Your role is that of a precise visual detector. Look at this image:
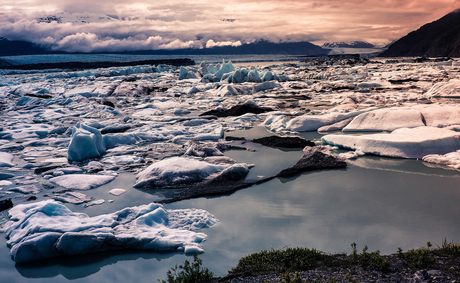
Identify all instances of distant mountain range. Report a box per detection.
[379,9,460,57]
[322,41,375,48]
[0,38,329,57]
[0,38,59,57]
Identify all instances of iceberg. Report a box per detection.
[322,126,460,159]
[5,200,218,263]
[134,156,249,189]
[67,123,106,161]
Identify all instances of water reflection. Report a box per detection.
[1,127,460,281]
[15,250,177,280]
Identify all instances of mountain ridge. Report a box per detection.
[0,38,329,57]
[379,9,460,57]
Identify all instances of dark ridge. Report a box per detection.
[379,9,460,57]
[200,103,274,118]
[251,136,315,148]
[1,58,195,71]
[0,199,13,212]
[0,37,57,56]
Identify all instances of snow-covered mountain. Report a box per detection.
[322,41,375,48]
[36,12,124,24]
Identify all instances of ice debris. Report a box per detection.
[4,200,218,262]
[67,123,106,161]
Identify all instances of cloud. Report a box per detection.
[205,39,242,48]
[0,0,459,52]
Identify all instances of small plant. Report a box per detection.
[230,247,322,274]
[348,243,391,272]
[439,238,460,256]
[159,254,214,283]
[280,271,303,283]
[396,243,435,269]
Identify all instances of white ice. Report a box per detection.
[422,150,460,170]
[134,156,249,188]
[4,200,218,263]
[67,123,106,161]
[0,152,15,167]
[49,174,115,190]
[109,188,126,196]
[322,126,460,159]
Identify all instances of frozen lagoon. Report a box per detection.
[1,55,460,280]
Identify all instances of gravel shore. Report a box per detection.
[212,253,460,283]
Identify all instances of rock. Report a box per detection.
[200,101,273,117]
[0,173,15,180]
[0,198,13,212]
[251,136,315,148]
[277,147,347,177]
[159,147,346,204]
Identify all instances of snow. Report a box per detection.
[67,123,106,161]
[49,174,115,190]
[322,126,460,159]
[4,200,218,263]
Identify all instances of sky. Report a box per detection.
[0,0,459,52]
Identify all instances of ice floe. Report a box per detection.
[49,174,115,190]
[422,150,460,170]
[4,200,218,262]
[322,126,460,159]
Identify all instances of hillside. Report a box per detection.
[379,9,460,57]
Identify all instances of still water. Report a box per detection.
[1,128,459,282]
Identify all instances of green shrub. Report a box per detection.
[159,254,213,283]
[349,243,391,272]
[439,238,460,256]
[230,247,322,274]
[396,242,435,269]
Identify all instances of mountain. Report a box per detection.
[121,40,329,56]
[322,41,375,48]
[0,38,61,56]
[379,9,460,57]
[0,38,329,56]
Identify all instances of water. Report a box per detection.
[1,126,460,281]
